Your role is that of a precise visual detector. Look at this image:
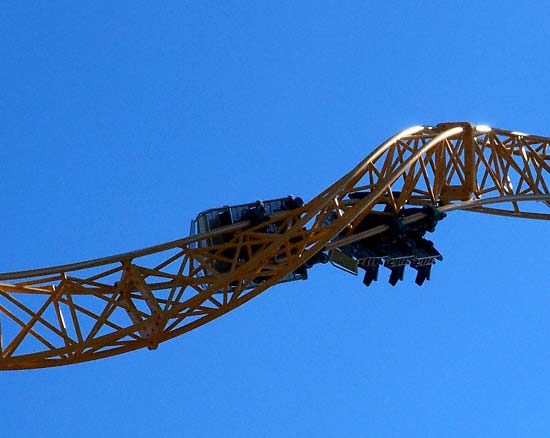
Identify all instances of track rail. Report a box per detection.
[2,122,549,370]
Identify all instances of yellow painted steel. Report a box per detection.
[1,122,549,370]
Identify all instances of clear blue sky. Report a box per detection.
[2,2,550,437]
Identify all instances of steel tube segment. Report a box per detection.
[1,122,549,370]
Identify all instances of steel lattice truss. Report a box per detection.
[1,122,549,370]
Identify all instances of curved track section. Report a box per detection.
[1,122,549,370]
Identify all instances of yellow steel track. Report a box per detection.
[1,122,549,370]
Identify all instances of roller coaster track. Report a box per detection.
[1,122,549,370]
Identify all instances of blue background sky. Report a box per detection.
[2,2,550,437]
